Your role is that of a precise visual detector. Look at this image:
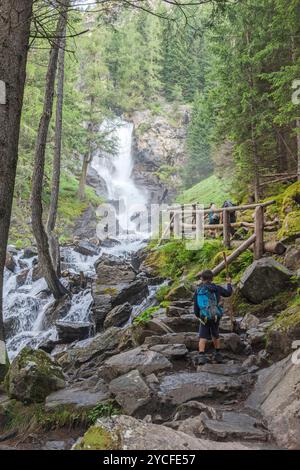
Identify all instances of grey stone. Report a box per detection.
[149,343,188,359]
[100,346,172,381]
[74,241,99,257]
[56,321,92,343]
[246,354,300,449]
[103,303,132,329]
[201,411,268,441]
[45,383,110,410]
[284,244,300,271]
[109,370,152,415]
[220,333,245,353]
[158,371,247,405]
[144,332,199,351]
[197,363,247,376]
[239,258,292,304]
[240,313,260,331]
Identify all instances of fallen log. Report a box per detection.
[202,233,257,277]
[263,240,286,255]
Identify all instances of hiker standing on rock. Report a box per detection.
[194,270,233,365]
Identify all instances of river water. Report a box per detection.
[3,119,156,360]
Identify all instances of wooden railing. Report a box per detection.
[160,200,281,274]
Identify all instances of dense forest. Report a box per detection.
[1,0,300,453]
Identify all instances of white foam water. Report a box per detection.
[3,118,152,359]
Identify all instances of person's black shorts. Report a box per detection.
[198,318,220,340]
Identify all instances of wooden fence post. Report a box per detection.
[223,209,231,248]
[254,205,264,259]
[170,211,174,238]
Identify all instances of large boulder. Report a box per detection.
[5,253,16,272]
[109,370,152,415]
[73,415,263,450]
[56,321,92,343]
[42,296,72,329]
[57,326,125,371]
[99,346,172,381]
[103,303,132,329]
[94,253,136,285]
[239,258,292,304]
[74,241,99,257]
[246,354,300,449]
[158,371,250,406]
[144,332,199,351]
[284,242,300,271]
[266,305,300,359]
[166,283,193,301]
[6,347,65,403]
[21,246,38,259]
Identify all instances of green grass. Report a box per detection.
[177,175,233,207]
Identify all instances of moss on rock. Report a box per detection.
[73,425,119,450]
[5,347,65,404]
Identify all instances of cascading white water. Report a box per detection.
[91,120,148,237]
[3,118,153,360]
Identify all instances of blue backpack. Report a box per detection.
[196,285,224,321]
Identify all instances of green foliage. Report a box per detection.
[156,285,172,303]
[87,402,121,425]
[133,306,160,325]
[177,175,232,207]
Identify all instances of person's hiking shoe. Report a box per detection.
[197,353,208,365]
[213,351,223,364]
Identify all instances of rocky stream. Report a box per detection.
[1,118,300,450]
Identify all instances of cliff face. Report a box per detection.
[129,102,190,204]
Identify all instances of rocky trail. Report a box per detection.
[2,245,299,450]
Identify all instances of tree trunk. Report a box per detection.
[46,25,67,276]
[78,99,94,200]
[296,119,300,181]
[31,4,69,299]
[0,1,33,348]
[78,152,90,201]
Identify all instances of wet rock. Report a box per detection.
[7,245,18,256]
[5,252,16,272]
[73,205,97,239]
[103,303,132,329]
[166,283,193,301]
[74,240,99,257]
[46,382,110,410]
[246,354,300,449]
[112,275,149,306]
[95,253,136,285]
[201,411,268,441]
[240,313,260,331]
[239,258,292,304]
[56,321,92,343]
[158,371,248,405]
[74,415,263,450]
[92,294,113,331]
[100,238,121,248]
[39,339,62,354]
[32,263,43,282]
[109,370,152,415]
[21,246,38,259]
[149,343,188,359]
[6,347,65,404]
[16,269,29,287]
[100,346,172,381]
[131,247,147,271]
[42,295,72,329]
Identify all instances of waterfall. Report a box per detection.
[3,118,151,360]
[91,119,148,238]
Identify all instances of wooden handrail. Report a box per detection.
[167,200,276,214]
